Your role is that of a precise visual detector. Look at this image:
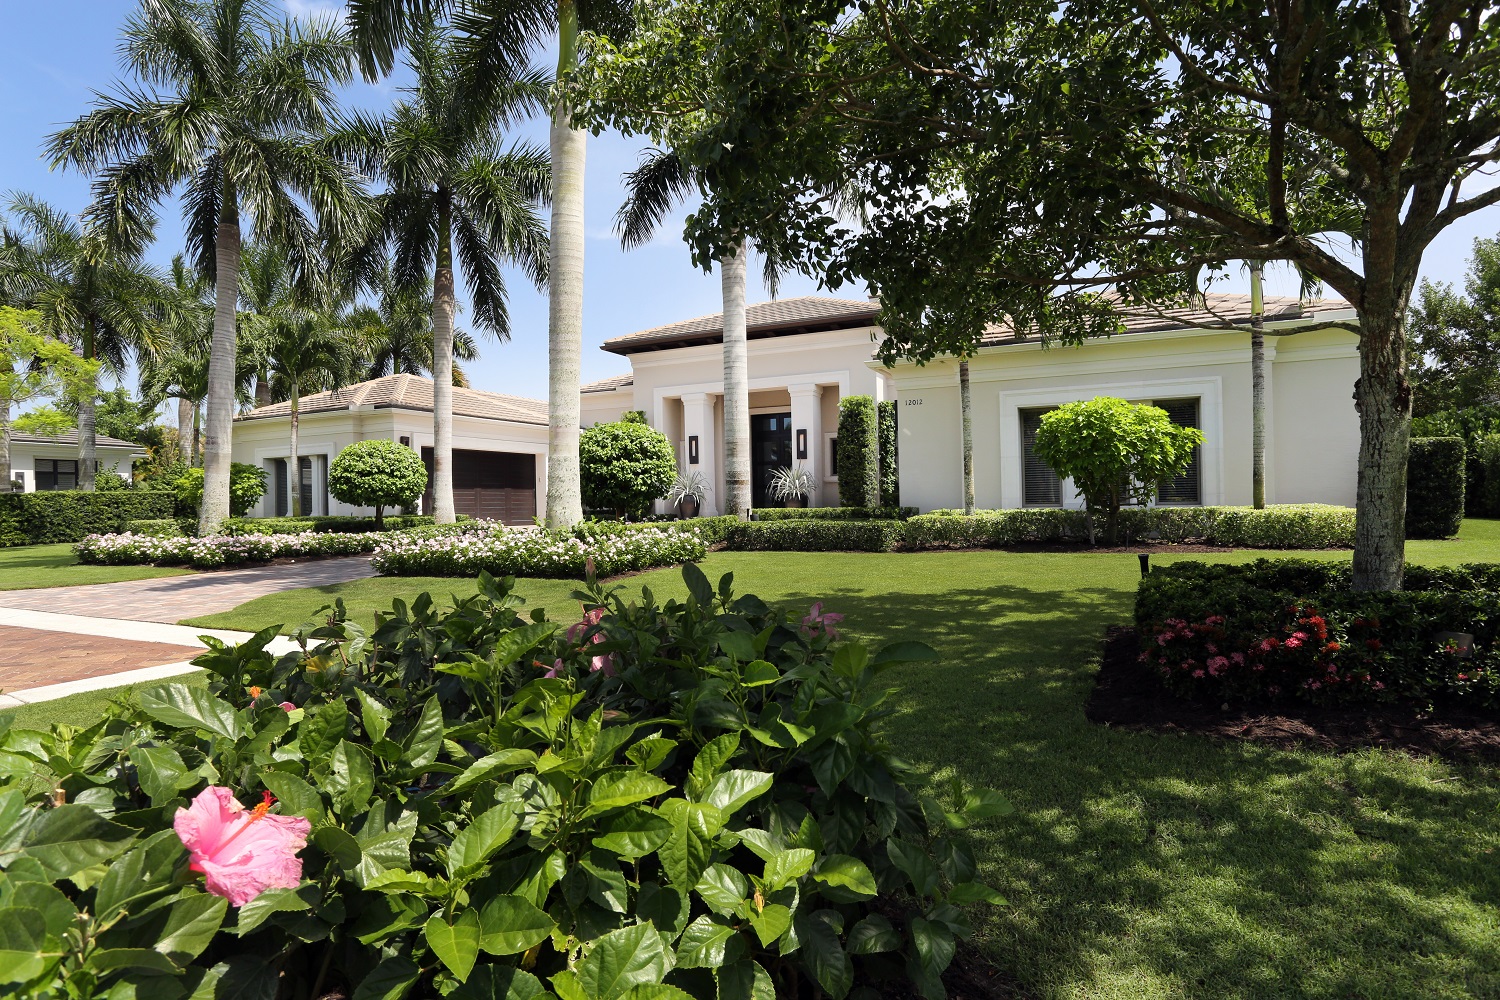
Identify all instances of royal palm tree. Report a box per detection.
[349,265,479,385]
[149,254,214,463]
[331,20,548,524]
[0,194,166,489]
[48,0,364,532]
[351,0,632,528]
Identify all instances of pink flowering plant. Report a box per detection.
[0,566,1008,1000]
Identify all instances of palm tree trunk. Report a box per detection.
[78,317,98,491]
[289,378,301,518]
[193,403,202,467]
[1,397,11,490]
[722,239,751,519]
[545,0,586,528]
[256,373,272,408]
[431,196,457,525]
[1250,261,1266,509]
[200,192,241,534]
[177,397,194,464]
[959,358,974,515]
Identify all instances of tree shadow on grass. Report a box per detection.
[771,581,1500,1000]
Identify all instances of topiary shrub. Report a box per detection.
[1476,433,1500,518]
[174,464,267,519]
[724,519,905,552]
[1412,405,1500,515]
[878,399,899,507]
[837,395,879,507]
[328,439,428,529]
[1406,436,1466,539]
[579,417,677,519]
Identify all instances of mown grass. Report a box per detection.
[0,542,190,590]
[17,521,1500,997]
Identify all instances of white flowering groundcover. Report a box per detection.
[371,523,707,578]
[76,530,383,569]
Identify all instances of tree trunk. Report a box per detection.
[200,197,242,535]
[193,403,202,467]
[431,196,457,525]
[1351,306,1412,591]
[959,359,974,515]
[78,317,98,491]
[1250,261,1266,509]
[722,238,751,519]
[177,397,194,464]
[256,373,272,408]
[289,378,301,518]
[545,0,586,528]
[0,397,11,489]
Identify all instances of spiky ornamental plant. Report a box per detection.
[47,0,366,532]
[330,18,549,526]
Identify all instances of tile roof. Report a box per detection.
[236,373,548,425]
[602,295,881,355]
[978,292,1355,346]
[581,373,635,393]
[10,430,141,449]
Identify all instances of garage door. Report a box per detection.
[422,448,537,525]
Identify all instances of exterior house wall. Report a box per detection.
[7,441,140,492]
[581,386,635,427]
[886,324,1361,512]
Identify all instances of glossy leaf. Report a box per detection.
[676,914,737,968]
[425,909,481,981]
[139,686,240,740]
[578,922,674,1000]
[477,895,555,955]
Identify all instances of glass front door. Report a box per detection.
[751,413,793,509]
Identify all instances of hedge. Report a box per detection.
[372,523,707,577]
[904,504,1358,549]
[575,514,739,547]
[1477,434,1500,518]
[837,395,879,507]
[1136,558,1500,706]
[1412,404,1500,515]
[220,514,439,536]
[123,518,193,539]
[878,398,899,506]
[0,490,175,547]
[1406,437,1466,539]
[723,519,905,552]
[75,529,385,568]
[751,505,918,521]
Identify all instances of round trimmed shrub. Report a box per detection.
[328,439,428,529]
[579,418,677,519]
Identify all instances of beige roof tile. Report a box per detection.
[602,295,880,354]
[236,373,547,425]
[978,292,1355,346]
[10,430,140,449]
[581,373,634,393]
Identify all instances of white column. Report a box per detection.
[789,383,824,506]
[681,392,720,516]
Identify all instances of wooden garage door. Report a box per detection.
[422,448,537,525]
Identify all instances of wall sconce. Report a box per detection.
[796,429,808,460]
[688,435,700,464]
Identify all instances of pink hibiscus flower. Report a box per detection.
[173,787,310,907]
[801,602,845,640]
[546,606,616,677]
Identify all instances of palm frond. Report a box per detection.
[616,147,695,250]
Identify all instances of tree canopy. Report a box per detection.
[1409,236,1500,416]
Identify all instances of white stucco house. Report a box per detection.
[6,431,143,492]
[232,373,548,523]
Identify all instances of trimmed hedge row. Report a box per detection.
[220,514,439,536]
[750,505,918,521]
[905,504,1358,549]
[577,514,739,546]
[123,518,198,538]
[723,519,906,552]
[1406,437,1465,539]
[0,490,175,547]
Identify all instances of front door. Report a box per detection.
[750,412,793,508]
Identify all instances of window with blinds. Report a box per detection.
[1154,398,1202,504]
[1020,407,1062,506]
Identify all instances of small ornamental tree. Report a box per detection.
[878,399,899,507]
[174,464,267,520]
[837,395,879,507]
[329,439,428,529]
[579,418,677,519]
[1033,397,1204,545]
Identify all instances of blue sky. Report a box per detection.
[0,3,1495,410]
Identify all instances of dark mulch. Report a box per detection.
[1087,626,1500,762]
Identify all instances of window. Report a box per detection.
[1154,398,1202,505]
[828,436,839,479]
[1020,408,1062,506]
[35,459,78,491]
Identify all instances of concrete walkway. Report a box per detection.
[0,555,376,623]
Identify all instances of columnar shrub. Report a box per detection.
[0,489,175,547]
[1406,436,1466,539]
[0,568,1008,999]
[578,418,678,518]
[878,398,899,506]
[1412,405,1500,514]
[329,439,429,528]
[837,395,879,507]
[1476,434,1500,518]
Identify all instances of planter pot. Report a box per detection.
[676,498,700,519]
[782,497,809,509]
[1435,631,1475,658]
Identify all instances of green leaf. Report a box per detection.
[872,640,939,667]
[313,826,362,870]
[587,771,673,813]
[812,855,877,899]
[298,700,349,764]
[452,966,551,1000]
[846,914,901,955]
[887,840,940,896]
[260,772,323,819]
[329,740,375,815]
[795,910,853,999]
[95,830,186,921]
[747,904,791,948]
[139,686,240,740]
[236,887,312,936]
[701,770,773,816]
[182,955,279,1000]
[763,849,815,890]
[8,882,74,939]
[694,863,748,914]
[715,961,775,1000]
[659,799,722,889]
[740,660,779,687]
[622,987,695,1000]
[446,749,538,795]
[687,734,739,794]
[948,881,1008,905]
[0,907,44,985]
[356,690,391,744]
[962,788,1014,820]
[19,803,135,877]
[910,916,956,975]
[426,909,481,982]
[477,895,555,955]
[682,562,714,607]
[491,622,561,667]
[449,803,520,879]
[353,955,420,1000]
[578,922,674,1000]
[404,696,445,771]
[132,745,193,806]
[625,736,676,771]
[718,630,757,662]
[155,892,228,965]
[832,644,869,679]
[90,948,181,974]
[636,882,689,938]
[676,914,737,969]
[592,807,672,859]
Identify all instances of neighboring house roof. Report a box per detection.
[581,373,635,394]
[602,295,881,355]
[10,430,141,449]
[235,373,548,425]
[977,292,1355,347]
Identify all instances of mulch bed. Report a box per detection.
[1087,626,1500,762]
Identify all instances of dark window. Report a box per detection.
[35,459,78,491]
[299,456,314,516]
[828,437,838,479]
[1154,398,1202,505]
[272,459,289,517]
[1020,408,1062,506]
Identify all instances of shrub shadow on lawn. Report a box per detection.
[770,581,1500,1000]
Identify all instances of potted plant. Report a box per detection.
[665,471,709,518]
[769,465,817,508]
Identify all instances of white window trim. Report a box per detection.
[998,376,1224,510]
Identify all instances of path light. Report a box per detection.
[1138,553,1151,579]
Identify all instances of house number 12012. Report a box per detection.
[904,398,923,406]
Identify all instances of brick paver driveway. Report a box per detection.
[0,624,202,690]
[0,556,376,624]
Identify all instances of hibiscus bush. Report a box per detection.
[0,566,1008,999]
[75,529,387,568]
[372,522,707,578]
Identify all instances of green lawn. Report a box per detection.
[0,542,191,590]
[18,521,1500,997]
